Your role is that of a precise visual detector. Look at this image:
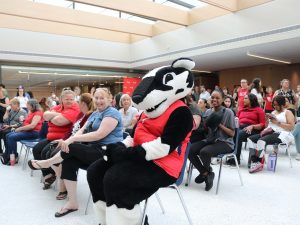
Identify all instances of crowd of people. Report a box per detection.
[0,76,299,221]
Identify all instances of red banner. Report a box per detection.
[123,77,142,96]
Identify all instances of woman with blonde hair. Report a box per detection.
[31,89,80,190]
[28,88,123,217]
[119,94,138,133]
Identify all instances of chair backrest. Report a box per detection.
[39,121,48,140]
[175,142,191,186]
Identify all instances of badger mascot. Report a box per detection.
[87,58,195,225]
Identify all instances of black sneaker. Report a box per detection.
[194,174,206,184]
[205,172,215,191]
[226,158,240,166]
[144,215,149,225]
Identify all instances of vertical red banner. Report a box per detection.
[123,77,142,96]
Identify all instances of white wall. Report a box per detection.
[0,28,130,68]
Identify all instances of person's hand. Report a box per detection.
[2,125,9,130]
[14,127,21,132]
[270,117,278,124]
[243,125,253,134]
[122,136,134,148]
[57,139,72,153]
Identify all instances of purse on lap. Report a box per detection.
[260,127,274,137]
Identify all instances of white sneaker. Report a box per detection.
[211,158,221,165]
[296,153,300,161]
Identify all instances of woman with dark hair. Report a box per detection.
[250,78,263,106]
[222,96,236,115]
[198,98,209,116]
[247,95,294,173]
[189,89,236,191]
[15,85,29,111]
[226,93,265,166]
[1,99,43,165]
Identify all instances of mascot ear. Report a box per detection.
[171,58,195,71]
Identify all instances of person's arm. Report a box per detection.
[219,124,235,137]
[15,115,42,132]
[193,115,201,130]
[0,97,9,108]
[50,114,72,126]
[218,110,235,137]
[43,111,60,121]
[69,117,118,143]
[270,110,295,131]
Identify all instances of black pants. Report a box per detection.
[188,140,233,174]
[32,139,55,177]
[236,125,261,161]
[60,143,104,181]
[87,159,176,209]
[247,133,281,163]
[0,129,11,153]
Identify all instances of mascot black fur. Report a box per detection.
[87,58,195,225]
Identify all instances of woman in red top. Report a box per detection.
[264,86,274,113]
[227,93,265,166]
[1,99,43,166]
[32,89,80,189]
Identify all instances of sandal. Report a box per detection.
[28,160,44,170]
[56,191,68,200]
[54,208,78,217]
[43,175,56,190]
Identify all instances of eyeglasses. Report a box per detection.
[62,87,71,91]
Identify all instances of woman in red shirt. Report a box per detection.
[32,89,80,189]
[1,99,43,165]
[227,93,265,166]
[264,86,274,113]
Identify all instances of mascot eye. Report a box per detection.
[163,73,174,85]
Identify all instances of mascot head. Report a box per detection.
[132,58,195,118]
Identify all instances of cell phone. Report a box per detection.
[266,113,275,119]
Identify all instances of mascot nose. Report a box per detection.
[132,95,143,104]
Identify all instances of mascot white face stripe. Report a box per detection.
[132,58,195,118]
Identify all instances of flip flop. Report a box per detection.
[43,175,57,190]
[56,191,68,200]
[28,160,44,170]
[54,208,78,217]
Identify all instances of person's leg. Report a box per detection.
[104,161,175,225]
[87,159,111,225]
[6,131,38,157]
[292,123,300,154]
[188,140,208,174]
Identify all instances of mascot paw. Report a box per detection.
[104,142,127,163]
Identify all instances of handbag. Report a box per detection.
[260,127,274,137]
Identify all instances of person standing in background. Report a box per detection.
[74,86,81,102]
[199,85,211,101]
[264,86,274,113]
[295,84,300,117]
[274,79,298,110]
[237,79,249,111]
[0,85,9,124]
[192,85,200,103]
[15,85,29,111]
[250,78,264,107]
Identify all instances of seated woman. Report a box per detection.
[292,122,300,161]
[119,94,138,133]
[222,95,236,116]
[0,99,43,165]
[247,95,295,173]
[0,98,27,154]
[188,89,235,191]
[31,89,80,190]
[226,94,265,166]
[54,93,95,200]
[28,88,123,217]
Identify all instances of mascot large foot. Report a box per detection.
[93,200,106,225]
[106,204,141,225]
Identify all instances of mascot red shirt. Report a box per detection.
[87,58,195,225]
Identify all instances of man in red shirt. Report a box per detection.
[237,79,249,111]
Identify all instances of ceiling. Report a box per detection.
[0,0,273,43]
[135,36,300,71]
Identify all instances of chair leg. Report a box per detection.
[154,192,165,214]
[141,198,148,225]
[19,144,24,161]
[85,192,92,215]
[233,155,243,186]
[215,158,223,195]
[185,162,193,187]
[22,147,29,170]
[286,147,293,168]
[171,185,193,225]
